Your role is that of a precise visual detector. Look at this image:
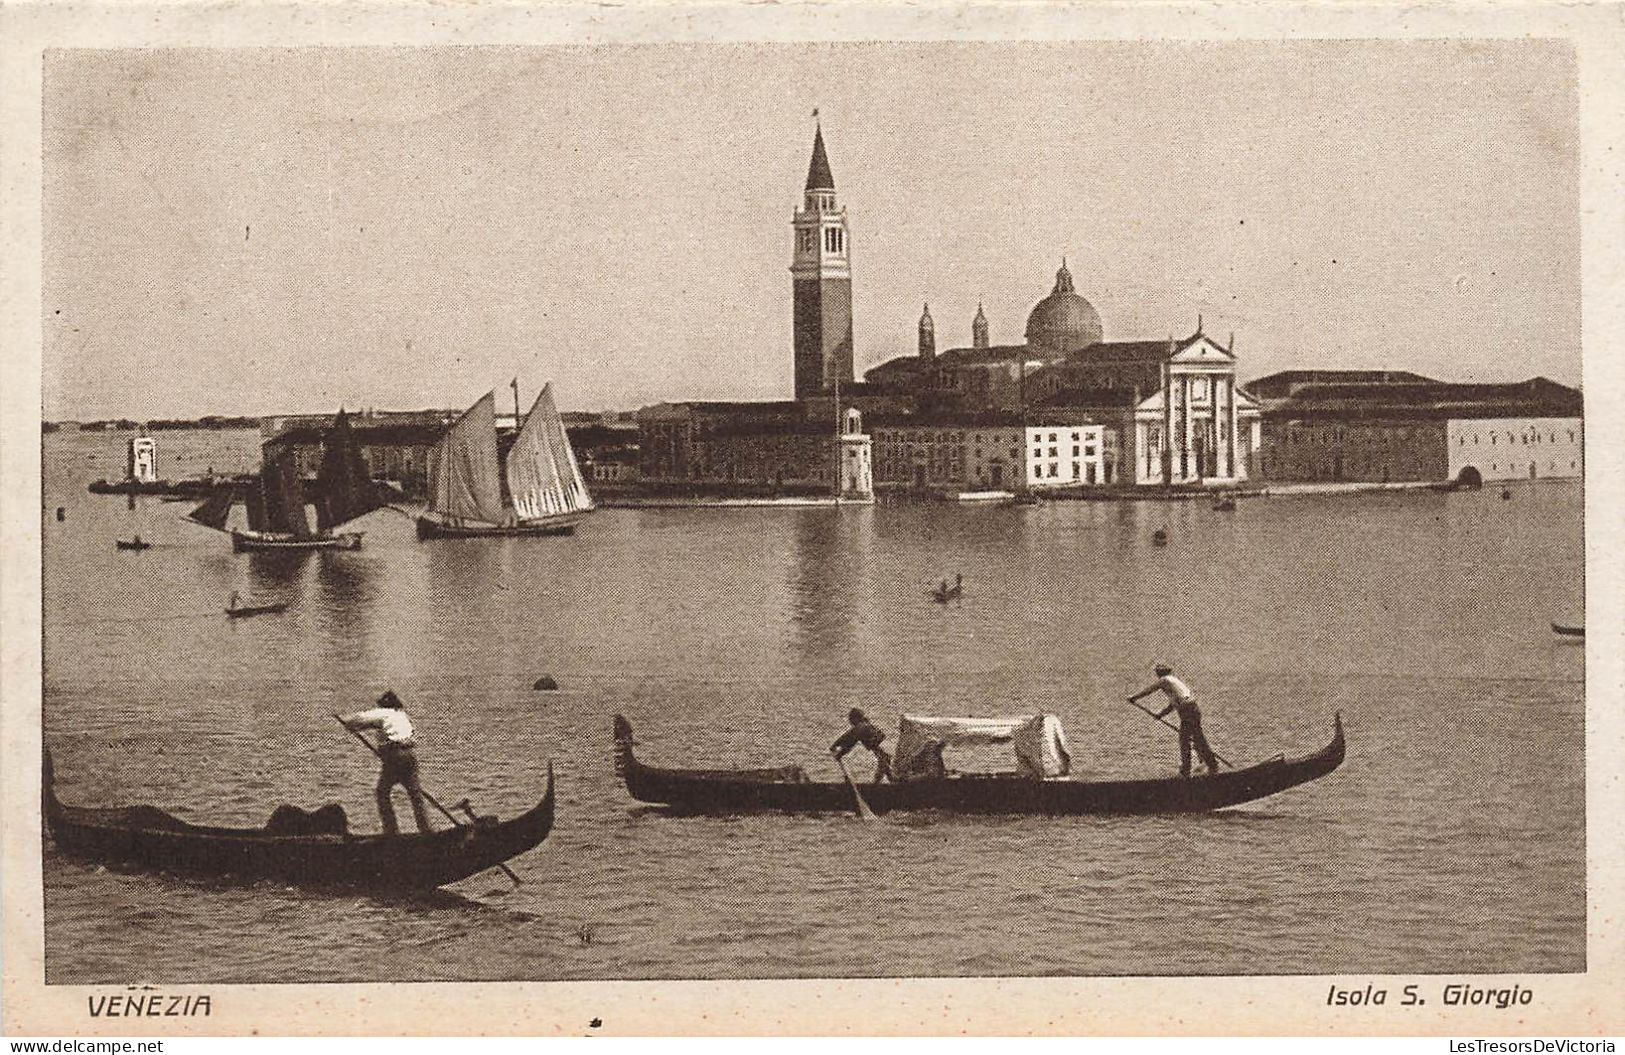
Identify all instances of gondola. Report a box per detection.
[43,750,555,890]
[115,537,152,551]
[1551,622,1584,638]
[226,601,289,619]
[613,713,1345,815]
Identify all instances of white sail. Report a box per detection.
[426,392,507,525]
[505,383,595,522]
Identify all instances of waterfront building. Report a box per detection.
[636,400,871,496]
[1027,327,1263,486]
[872,415,1114,491]
[265,417,447,498]
[1257,375,1582,485]
[865,266,1262,485]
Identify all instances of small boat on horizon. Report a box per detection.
[225,592,289,619]
[415,384,595,540]
[43,749,555,890]
[1551,622,1584,638]
[114,536,151,551]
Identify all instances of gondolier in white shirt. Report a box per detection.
[1129,663,1221,777]
[340,690,434,835]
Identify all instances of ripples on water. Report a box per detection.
[41,430,1584,981]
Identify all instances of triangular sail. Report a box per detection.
[186,485,235,532]
[315,409,384,531]
[244,479,268,531]
[426,392,507,525]
[261,446,313,536]
[505,383,594,522]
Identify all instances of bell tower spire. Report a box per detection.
[919,304,936,360]
[791,116,854,400]
[972,301,989,349]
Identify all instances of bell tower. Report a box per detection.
[919,304,935,360]
[972,302,989,349]
[791,121,854,400]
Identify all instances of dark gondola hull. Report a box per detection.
[225,602,290,619]
[44,754,555,890]
[1551,622,1584,638]
[231,530,363,552]
[115,540,152,551]
[614,715,1344,815]
[415,514,582,540]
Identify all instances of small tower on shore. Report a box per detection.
[127,434,157,483]
[919,304,936,360]
[972,302,990,349]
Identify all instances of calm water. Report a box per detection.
[41,429,1585,981]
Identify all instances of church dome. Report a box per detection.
[1024,261,1102,355]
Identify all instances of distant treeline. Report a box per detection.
[44,416,263,433]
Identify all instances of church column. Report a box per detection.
[1162,362,1174,484]
[1227,375,1239,479]
[1181,371,1194,481]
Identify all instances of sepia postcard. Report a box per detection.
[3,0,1623,1038]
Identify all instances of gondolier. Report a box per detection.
[831,707,892,783]
[340,690,434,835]
[1130,663,1221,777]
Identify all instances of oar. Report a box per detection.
[833,755,878,821]
[1124,698,1235,769]
[331,715,521,885]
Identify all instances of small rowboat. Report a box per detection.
[1551,622,1584,638]
[115,538,152,551]
[226,601,289,619]
[43,750,555,890]
[613,714,1345,816]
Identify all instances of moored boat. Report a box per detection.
[43,750,555,890]
[1551,622,1584,638]
[115,537,152,551]
[613,712,1344,815]
[187,411,379,552]
[415,384,595,540]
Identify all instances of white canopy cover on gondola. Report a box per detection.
[893,714,1073,780]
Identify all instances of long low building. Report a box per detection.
[1258,376,1582,485]
[871,415,1116,491]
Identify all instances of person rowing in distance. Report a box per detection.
[1129,663,1221,778]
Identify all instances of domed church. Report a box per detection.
[864,260,1263,486]
[1024,260,1103,356]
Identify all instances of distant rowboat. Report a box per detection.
[1550,622,1584,638]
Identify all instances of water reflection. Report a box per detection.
[786,508,875,679]
[243,550,315,592]
[313,551,381,643]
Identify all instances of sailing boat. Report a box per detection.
[416,385,594,539]
[185,410,381,552]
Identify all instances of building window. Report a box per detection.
[1073,446,1081,456]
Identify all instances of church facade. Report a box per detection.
[867,263,1263,486]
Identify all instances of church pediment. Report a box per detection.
[1169,334,1236,365]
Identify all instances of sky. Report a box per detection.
[42,41,1580,420]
